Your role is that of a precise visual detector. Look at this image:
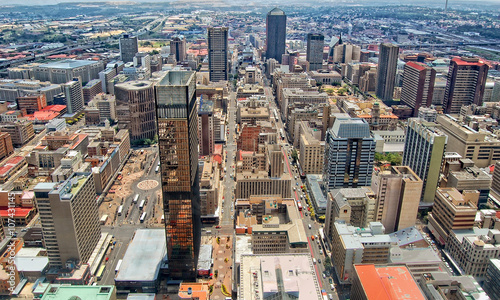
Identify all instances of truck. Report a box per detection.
[100,215,108,225]
[117,206,123,216]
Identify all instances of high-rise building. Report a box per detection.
[401,62,436,116]
[16,93,47,114]
[428,187,478,245]
[63,78,84,114]
[170,36,187,63]
[119,34,139,63]
[489,161,500,206]
[34,173,101,268]
[403,118,447,203]
[114,81,157,143]
[306,33,324,71]
[198,98,214,156]
[333,44,361,64]
[207,27,228,82]
[443,57,489,114]
[155,71,200,280]
[376,43,399,102]
[371,166,423,233]
[323,117,375,190]
[266,8,287,63]
[484,258,500,300]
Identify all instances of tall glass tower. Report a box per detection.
[155,70,200,280]
[266,8,287,63]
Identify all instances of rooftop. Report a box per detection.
[40,284,115,300]
[38,59,99,69]
[115,229,166,282]
[158,70,194,86]
[354,264,426,300]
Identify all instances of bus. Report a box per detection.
[96,265,106,281]
[140,212,147,223]
[139,200,145,210]
[115,259,123,274]
[133,194,139,204]
[117,205,123,216]
[279,129,284,140]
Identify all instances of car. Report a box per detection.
[318,259,321,264]
[329,294,333,300]
[21,228,27,232]
[322,273,326,279]
[216,225,221,229]
[330,284,334,291]
[308,224,312,229]
[319,249,323,255]
[305,212,308,216]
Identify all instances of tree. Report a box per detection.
[291,149,298,162]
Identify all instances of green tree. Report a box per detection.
[291,149,298,162]
[374,153,384,162]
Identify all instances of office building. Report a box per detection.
[331,222,392,284]
[401,62,436,116]
[34,60,103,84]
[238,254,322,300]
[444,159,491,206]
[428,187,478,245]
[371,166,423,233]
[16,94,47,115]
[417,106,438,122]
[323,117,375,190]
[325,187,377,237]
[484,258,500,299]
[0,79,62,103]
[235,171,291,199]
[403,118,447,202]
[170,36,186,62]
[266,8,287,63]
[63,78,84,114]
[155,71,200,280]
[490,161,500,206]
[34,173,101,268]
[333,44,361,64]
[351,264,426,300]
[198,99,214,156]
[419,271,490,300]
[119,34,139,63]
[298,122,324,175]
[443,57,489,114]
[114,81,157,142]
[446,228,500,278]
[98,68,117,94]
[82,79,103,104]
[0,120,34,146]
[306,33,324,71]
[0,132,13,161]
[207,27,228,82]
[376,43,399,102]
[436,114,500,168]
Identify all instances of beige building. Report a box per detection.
[299,122,324,175]
[236,171,291,199]
[34,173,101,268]
[371,166,423,233]
[446,228,500,278]
[0,120,34,147]
[200,158,219,220]
[436,114,500,167]
[428,187,478,245]
[281,88,328,119]
[325,187,377,240]
[238,106,269,124]
[331,221,392,284]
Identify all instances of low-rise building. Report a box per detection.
[419,272,490,300]
[236,171,291,199]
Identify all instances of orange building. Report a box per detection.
[237,124,261,151]
[351,264,426,300]
[0,132,13,161]
[16,94,47,115]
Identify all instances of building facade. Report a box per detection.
[34,173,100,268]
[323,118,375,191]
[119,34,139,63]
[306,33,324,71]
[63,78,84,115]
[443,57,489,114]
[155,71,200,280]
[403,118,447,202]
[400,62,436,116]
[266,8,287,63]
[207,27,228,82]
[170,36,187,62]
[376,43,399,102]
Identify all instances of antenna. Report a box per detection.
[445,0,449,12]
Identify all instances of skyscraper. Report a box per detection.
[443,57,489,114]
[170,36,187,62]
[323,117,376,191]
[155,70,200,280]
[34,173,101,268]
[198,98,214,156]
[207,27,228,82]
[401,61,436,116]
[403,118,447,203]
[119,34,139,63]
[63,77,84,114]
[376,43,399,102]
[266,8,287,63]
[306,33,324,71]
